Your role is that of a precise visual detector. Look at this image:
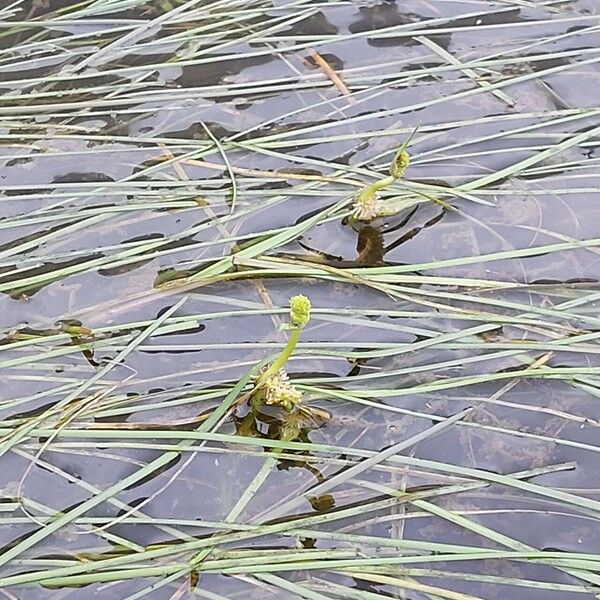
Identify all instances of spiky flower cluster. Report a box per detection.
[262,369,302,411]
[290,294,311,329]
[352,187,382,221]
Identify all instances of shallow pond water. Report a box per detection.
[1,0,600,598]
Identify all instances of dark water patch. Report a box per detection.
[158,120,237,142]
[303,52,344,72]
[6,401,58,422]
[0,221,79,252]
[0,254,104,298]
[124,454,181,490]
[349,4,451,49]
[281,11,338,37]
[176,53,274,90]
[52,172,115,184]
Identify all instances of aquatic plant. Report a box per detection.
[2,3,600,599]
[352,142,411,221]
[390,147,411,179]
[255,368,302,411]
[252,294,311,411]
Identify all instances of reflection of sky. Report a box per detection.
[1,3,600,597]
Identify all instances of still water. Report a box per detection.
[1,0,600,598]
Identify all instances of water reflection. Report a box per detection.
[2,1,600,598]
[349,4,451,49]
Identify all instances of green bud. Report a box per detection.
[290,294,311,328]
[390,148,410,179]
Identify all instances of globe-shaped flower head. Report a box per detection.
[290,294,311,329]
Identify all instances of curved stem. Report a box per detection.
[367,175,396,194]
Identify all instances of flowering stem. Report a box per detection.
[373,174,396,190]
[364,175,395,196]
[351,138,413,222]
[257,326,301,385]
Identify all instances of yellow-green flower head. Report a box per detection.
[390,148,410,179]
[263,369,302,411]
[290,294,311,328]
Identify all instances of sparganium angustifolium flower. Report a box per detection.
[290,294,311,329]
[352,140,411,222]
[253,294,311,411]
[263,369,302,411]
[352,187,382,221]
[390,148,410,179]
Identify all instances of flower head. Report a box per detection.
[290,294,311,329]
[390,148,410,179]
[262,369,302,411]
[352,187,382,221]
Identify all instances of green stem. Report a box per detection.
[257,326,301,384]
[367,174,396,194]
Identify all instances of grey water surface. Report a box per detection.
[1,1,600,598]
